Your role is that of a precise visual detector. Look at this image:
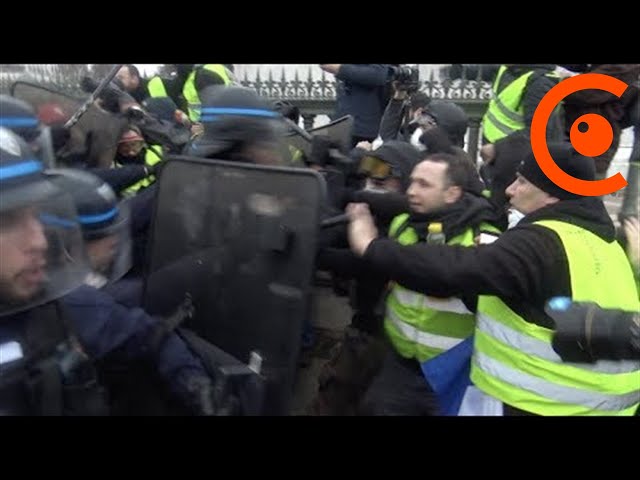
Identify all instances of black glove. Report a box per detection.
[186,375,217,416]
[147,293,194,353]
[186,374,241,416]
[100,87,123,114]
[125,106,146,121]
[308,135,338,167]
[50,125,70,151]
[146,160,165,178]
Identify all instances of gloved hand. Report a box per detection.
[186,375,217,416]
[100,88,123,114]
[146,160,166,179]
[308,135,338,167]
[125,106,146,121]
[50,125,71,151]
[186,374,239,416]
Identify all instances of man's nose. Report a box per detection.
[25,215,48,254]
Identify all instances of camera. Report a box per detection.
[390,65,420,93]
[545,297,640,362]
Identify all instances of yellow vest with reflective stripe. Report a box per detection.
[482,66,559,143]
[183,65,232,122]
[472,219,640,416]
[384,213,500,362]
[288,145,305,165]
[147,76,168,98]
[122,145,163,195]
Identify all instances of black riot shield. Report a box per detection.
[9,82,85,167]
[10,81,85,126]
[142,156,326,415]
[11,80,127,169]
[285,115,354,158]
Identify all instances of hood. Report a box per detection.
[368,141,423,190]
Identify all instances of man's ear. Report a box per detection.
[444,185,463,204]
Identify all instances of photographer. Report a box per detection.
[319,64,392,147]
[378,66,430,143]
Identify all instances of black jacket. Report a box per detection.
[362,197,617,328]
[378,98,409,142]
[334,64,391,139]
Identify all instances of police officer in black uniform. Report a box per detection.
[0,127,106,416]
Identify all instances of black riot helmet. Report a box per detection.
[0,127,59,211]
[186,86,289,165]
[45,168,132,285]
[0,94,57,167]
[0,94,40,140]
[45,169,128,240]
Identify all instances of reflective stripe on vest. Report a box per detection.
[482,66,533,142]
[123,145,162,195]
[183,65,232,122]
[147,76,168,98]
[386,306,466,351]
[472,220,640,415]
[476,312,639,375]
[474,350,639,412]
[384,213,500,362]
[391,287,472,315]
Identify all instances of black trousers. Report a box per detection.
[359,348,439,416]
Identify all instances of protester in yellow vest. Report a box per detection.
[480,65,563,206]
[622,216,640,297]
[182,64,233,122]
[113,127,163,196]
[348,141,640,416]
[354,151,503,415]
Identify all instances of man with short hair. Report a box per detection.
[115,64,148,103]
[351,151,502,415]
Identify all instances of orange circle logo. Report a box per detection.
[530,73,629,196]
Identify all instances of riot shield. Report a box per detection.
[10,81,85,126]
[11,80,127,168]
[285,115,354,158]
[142,156,326,415]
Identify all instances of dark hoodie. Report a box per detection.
[367,140,423,191]
[362,196,616,328]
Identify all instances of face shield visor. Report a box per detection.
[80,199,132,288]
[0,184,90,317]
[0,113,58,168]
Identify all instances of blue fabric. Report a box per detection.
[62,285,207,407]
[421,336,474,416]
[333,64,391,139]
